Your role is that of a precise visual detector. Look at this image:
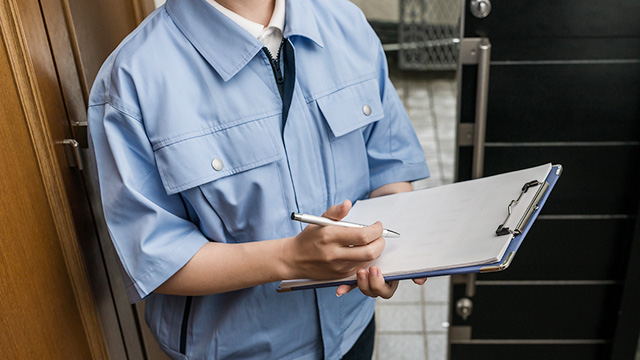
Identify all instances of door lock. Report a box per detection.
[456,297,473,320]
[470,0,491,18]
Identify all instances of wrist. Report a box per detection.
[276,236,297,280]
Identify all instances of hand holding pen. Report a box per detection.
[291,213,400,238]
[283,200,401,298]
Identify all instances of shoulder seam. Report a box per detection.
[89,8,166,122]
[90,101,143,124]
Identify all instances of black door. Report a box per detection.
[451,0,640,359]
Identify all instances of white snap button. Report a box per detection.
[211,158,224,171]
[362,104,372,116]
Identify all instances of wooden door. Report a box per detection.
[37,0,169,358]
[0,0,160,358]
[0,0,105,357]
[37,0,153,357]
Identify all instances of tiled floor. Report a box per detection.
[373,70,457,360]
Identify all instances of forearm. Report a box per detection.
[370,181,412,198]
[156,185,412,296]
[155,237,292,295]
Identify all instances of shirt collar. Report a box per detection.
[284,0,323,48]
[166,0,323,81]
[205,0,283,39]
[206,0,286,56]
[268,0,286,34]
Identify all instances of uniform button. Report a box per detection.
[211,158,224,171]
[362,104,372,116]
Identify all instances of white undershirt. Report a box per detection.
[207,0,285,57]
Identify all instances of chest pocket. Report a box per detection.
[315,77,385,203]
[153,116,286,240]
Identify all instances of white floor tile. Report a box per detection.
[427,333,448,360]
[424,304,450,333]
[423,276,451,303]
[376,334,427,360]
[376,304,424,332]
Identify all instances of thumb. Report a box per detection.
[322,199,352,221]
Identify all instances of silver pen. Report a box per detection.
[291,212,400,238]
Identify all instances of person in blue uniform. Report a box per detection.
[88,0,430,358]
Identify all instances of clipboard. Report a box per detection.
[277,164,562,292]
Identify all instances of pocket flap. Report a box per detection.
[154,118,282,195]
[316,77,384,137]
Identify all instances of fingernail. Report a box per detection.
[336,291,342,297]
[357,270,366,281]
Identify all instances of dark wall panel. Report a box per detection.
[451,284,621,340]
[457,145,640,215]
[464,0,640,40]
[465,64,640,142]
[451,344,611,360]
[456,0,640,356]
[479,218,634,281]
[489,38,640,62]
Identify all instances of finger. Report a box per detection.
[355,269,372,296]
[333,235,385,263]
[336,283,357,297]
[367,266,398,299]
[328,222,384,248]
[412,278,428,285]
[322,199,352,221]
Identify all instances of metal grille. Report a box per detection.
[399,0,462,70]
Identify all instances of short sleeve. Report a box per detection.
[88,103,209,303]
[364,37,430,191]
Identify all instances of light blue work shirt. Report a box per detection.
[88,0,429,358]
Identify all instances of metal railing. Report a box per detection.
[397,0,462,70]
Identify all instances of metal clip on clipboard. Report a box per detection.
[495,179,550,236]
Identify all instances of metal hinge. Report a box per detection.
[457,123,475,146]
[70,120,88,148]
[449,325,472,342]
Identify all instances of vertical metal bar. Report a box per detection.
[461,37,491,301]
[465,273,476,297]
[471,38,491,179]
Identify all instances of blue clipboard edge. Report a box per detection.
[277,164,563,292]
